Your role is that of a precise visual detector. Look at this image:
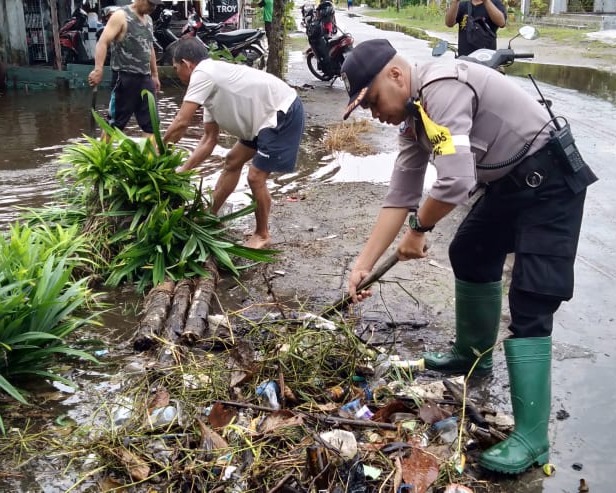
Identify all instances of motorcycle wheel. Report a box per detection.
[306,52,333,82]
[240,46,266,70]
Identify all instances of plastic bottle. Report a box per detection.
[256,380,280,410]
[389,355,426,372]
[431,416,459,444]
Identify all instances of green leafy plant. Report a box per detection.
[0,222,100,432]
[55,90,276,292]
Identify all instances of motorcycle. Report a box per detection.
[300,2,316,28]
[59,5,93,64]
[178,10,267,69]
[432,26,551,107]
[304,1,353,82]
[432,25,538,70]
[153,8,179,65]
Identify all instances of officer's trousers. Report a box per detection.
[448,147,592,338]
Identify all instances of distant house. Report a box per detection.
[0,0,217,67]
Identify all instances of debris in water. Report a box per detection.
[543,463,556,476]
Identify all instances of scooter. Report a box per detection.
[432,25,538,69]
[59,6,92,64]
[305,29,353,82]
[432,26,551,107]
[153,8,179,65]
[303,0,353,82]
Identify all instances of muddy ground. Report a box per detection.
[0,9,612,491]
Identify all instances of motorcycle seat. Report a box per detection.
[215,29,262,44]
[203,22,223,31]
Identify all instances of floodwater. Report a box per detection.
[1,9,615,493]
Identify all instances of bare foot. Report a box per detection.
[244,234,272,249]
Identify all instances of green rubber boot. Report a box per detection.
[479,337,551,473]
[423,279,502,375]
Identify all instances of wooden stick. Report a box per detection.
[163,279,193,342]
[215,400,398,430]
[182,259,218,345]
[442,379,488,426]
[133,280,175,351]
[320,253,399,318]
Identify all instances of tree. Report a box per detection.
[266,0,286,77]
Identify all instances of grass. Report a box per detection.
[324,119,375,155]
[368,6,611,47]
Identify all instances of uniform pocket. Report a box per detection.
[512,231,576,300]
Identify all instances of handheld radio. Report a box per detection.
[528,74,586,173]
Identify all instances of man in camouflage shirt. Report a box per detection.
[88,0,162,135]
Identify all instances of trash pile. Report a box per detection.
[27,310,517,492]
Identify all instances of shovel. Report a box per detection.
[320,253,399,319]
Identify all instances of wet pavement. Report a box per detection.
[0,8,615,492]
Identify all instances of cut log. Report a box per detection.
[133,280,175,352]
[162,279,194,342]
[181,259,219,345]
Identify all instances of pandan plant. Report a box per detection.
[54,90,276,292]
[0,222,100,433]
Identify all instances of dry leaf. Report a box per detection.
[208,402,238,429]
[259,410,304,434]
[115,448,150,482]
[147,387,170,413]
[401,448,439,493]
[418,400,450,424]
[196,417,229,452]
[99,476,126,492]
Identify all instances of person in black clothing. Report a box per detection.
[445,0,507,56]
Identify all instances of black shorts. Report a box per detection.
[239,97,305,174]
[108,71,156,133]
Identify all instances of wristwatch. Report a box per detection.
[409,213,434,233]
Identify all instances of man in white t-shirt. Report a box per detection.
[163,38,305,249]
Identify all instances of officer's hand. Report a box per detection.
[397,230,428,261]
[348,267,372,304]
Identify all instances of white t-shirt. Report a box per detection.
[183,59,298,141]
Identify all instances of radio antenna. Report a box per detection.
[528,74,561,130]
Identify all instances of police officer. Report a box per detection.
[341,39,597,474]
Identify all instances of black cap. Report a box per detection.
[341,39,397,120]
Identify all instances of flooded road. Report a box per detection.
[1,8,615,492]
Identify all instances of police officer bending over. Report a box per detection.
[342,39,597,474]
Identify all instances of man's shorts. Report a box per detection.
[240,96,305,174]
[109,71,156,133]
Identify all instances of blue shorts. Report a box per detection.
[240,96,305,174]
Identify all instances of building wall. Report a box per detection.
[0,0,28,64]
[594,0,616,12]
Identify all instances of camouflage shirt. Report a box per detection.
[110,6,153,75]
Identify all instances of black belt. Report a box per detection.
[491,145,564,192]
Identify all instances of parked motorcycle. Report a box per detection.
[432,26,552,108]
[304,1,353,82]
[153,8,179,65]
[59,6,93,64]
[179,10,267,69]
[432,25,537,69]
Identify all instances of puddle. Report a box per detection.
[505,61,616,103]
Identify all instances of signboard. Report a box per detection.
[210,0,239,23]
